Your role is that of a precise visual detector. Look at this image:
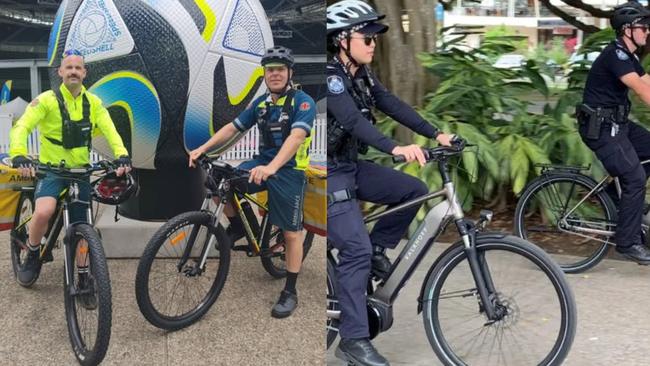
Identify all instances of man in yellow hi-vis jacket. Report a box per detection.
[9,49,131,286]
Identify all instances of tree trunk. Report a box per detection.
[372,0,438,143]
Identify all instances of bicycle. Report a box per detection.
[135,155,314,330]
[327,141,577,365]
[9,160,123,366]
[513,162,650,273]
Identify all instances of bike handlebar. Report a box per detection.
[392,136,468,164]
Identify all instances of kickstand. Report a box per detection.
[114,205,120,222]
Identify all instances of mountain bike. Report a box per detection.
[135,155,314,330]
[10,160,120,365]
[327,141,577,365]
[513,162,650,273]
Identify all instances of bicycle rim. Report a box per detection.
[139,213,229,328]
[424,241,574,366]
[326,255,339,349]
[64,224,112,366]
[516,176,613,272]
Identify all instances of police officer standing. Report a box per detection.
[578,1,650,263]
[9,49,132,285]
[326,1,454,364]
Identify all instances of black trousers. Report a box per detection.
[327,159,428,338]
[579,120,650,247]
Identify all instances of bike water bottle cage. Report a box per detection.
[46,89,92,150]
[258,89,296,149]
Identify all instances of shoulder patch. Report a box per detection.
[30,98,39,107]
[299,101,311,111]
[327,75,345,94]
[616,49,629,61]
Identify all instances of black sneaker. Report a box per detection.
[78,272,98,310]
[335,338,390,366]
[271,290,298,318]
[17,247,42,285]
[616,243,650,265]
[371,250,392,280]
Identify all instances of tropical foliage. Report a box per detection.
[367,27,616,225]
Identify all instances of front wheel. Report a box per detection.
[63,223,112,366]
[514,173,615,273]
[135,211,231,331]
[422,234,576,366]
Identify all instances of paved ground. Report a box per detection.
[327,239,650,366]
[0,230,325,365]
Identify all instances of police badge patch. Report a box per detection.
[327,75,345,94]
[616,49,629,61]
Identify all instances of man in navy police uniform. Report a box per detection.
[578,1,650,263]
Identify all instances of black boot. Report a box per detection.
[371,246,392,280]
[616,243,650,265]
[335,338,390,366]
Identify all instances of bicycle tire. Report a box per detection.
[135,211,231,331]
[261,230,314,279]
[326,251,339,349]
[422,234,576,366]
[514,173,616,273]
[10,191,39,287]
[63,223,112,366]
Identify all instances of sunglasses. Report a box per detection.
[351,34,378,46]
[62,49,83,58]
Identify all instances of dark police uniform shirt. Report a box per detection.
[583,40,645,107]
[326,61,438,154]
[234,89,315,170]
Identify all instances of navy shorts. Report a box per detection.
[34,172,91,224]
[238,159,306,232]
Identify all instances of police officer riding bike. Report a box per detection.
[576,1,650,264]
[326,1,454,364]
[189,45,316,318]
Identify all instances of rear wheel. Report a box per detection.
[326,250,339,349]
[10,191,39,287]
[514,173,615,273]
[261,228,314,279]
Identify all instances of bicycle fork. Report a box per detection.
[458,219,501,322]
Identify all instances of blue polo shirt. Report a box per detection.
[233,89,316,170]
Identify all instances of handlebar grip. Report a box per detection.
[392,155,407,164]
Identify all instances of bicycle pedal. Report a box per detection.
[232,245,249,252]
[41,252,54,263]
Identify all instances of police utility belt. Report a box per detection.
[45,89,93,150]
[576,103,628,140]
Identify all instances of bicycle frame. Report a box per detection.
[193,171,276,268]
[16,180,94,288]
[328,154,502,322]
[552,159,650,243]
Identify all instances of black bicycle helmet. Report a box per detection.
[93,172,137,205]
[611,1,650,31]
[261,46,294,68]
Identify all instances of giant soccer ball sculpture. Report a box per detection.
[47,0,273,219]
